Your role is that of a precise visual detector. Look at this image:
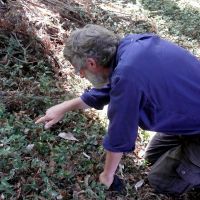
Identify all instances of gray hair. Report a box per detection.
[63,24,120,70]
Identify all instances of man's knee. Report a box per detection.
[144,152,156,166]
[147,146,200,195]
[144,133,181,166]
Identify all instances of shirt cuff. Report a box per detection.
[103,134,135,153]
[80,93,104,110]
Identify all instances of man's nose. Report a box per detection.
[79,70,85,78]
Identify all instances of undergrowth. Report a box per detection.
[0,0,200,199]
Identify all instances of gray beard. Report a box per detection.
[84,69,109,88]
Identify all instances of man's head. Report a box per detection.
[63,24,120,88]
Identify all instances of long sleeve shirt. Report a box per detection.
[81,34,200,152]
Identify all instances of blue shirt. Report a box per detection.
[81,34,200,152]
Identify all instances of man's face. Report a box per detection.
[75,58,110,88]
[83,68,109,88]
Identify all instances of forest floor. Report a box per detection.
[0,0,200,199]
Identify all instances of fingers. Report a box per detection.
[99,172,114,188]
[35,116,47,124]
[44,120,56,129]
[35,116,56,129]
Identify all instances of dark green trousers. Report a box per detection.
[145,133,200,195]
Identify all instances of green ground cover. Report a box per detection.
[0,0,200,199]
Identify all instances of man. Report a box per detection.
[36,24,200,195]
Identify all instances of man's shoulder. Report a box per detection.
[119,33,157,46]
[116,33,159,60]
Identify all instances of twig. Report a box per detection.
[12,33,28,62]
[12,56,36,64]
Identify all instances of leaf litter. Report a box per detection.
[58,132,79,141]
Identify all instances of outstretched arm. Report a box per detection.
[35,97,90,129]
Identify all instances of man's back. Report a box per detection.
[114,34,200,134]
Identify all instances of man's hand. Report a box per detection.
[99,172,114,188]
[35,97,90,129]
[100,172,124,192]
[99,151,123,189]
[35,104,66,129]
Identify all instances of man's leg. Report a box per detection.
[144,132,181,165]
[146,134,200,195]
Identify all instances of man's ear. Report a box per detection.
[86,58,98,72]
